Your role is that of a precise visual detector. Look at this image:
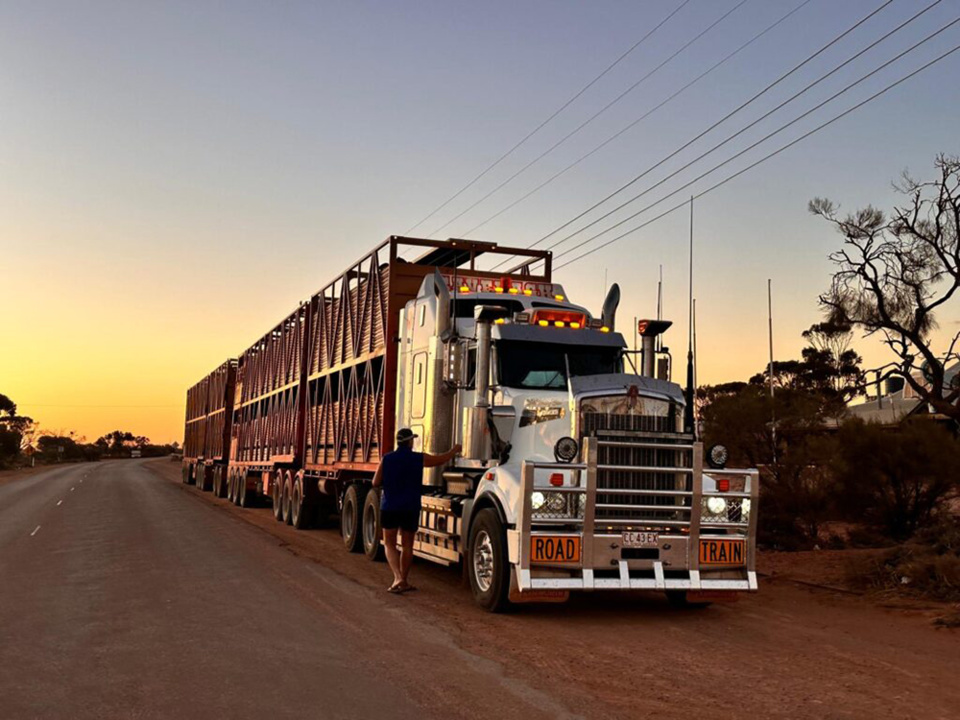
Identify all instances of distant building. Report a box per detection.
[846,361,959,426]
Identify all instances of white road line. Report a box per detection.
[57,500,63,506]
[31,525,41,537]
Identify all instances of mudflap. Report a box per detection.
[508,568,570,605]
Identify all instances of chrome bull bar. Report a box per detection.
[514,437,760,593]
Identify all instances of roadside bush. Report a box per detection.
[834,420,960,541]
[858,518,960,603]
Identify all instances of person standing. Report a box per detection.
[373,428,460,594]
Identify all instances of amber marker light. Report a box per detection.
[570,322,581,329]
[494,286,504,293]
[538,320,549,327]
[508,288,520,294]
[555,294,565,301]
[600,326,610,333]
[459,285,470,293]
[494,318,505,325]
[523,289,533,296]
[554,321,565,328]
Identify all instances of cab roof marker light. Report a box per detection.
[459,285,470,293]
[570,322,581,329]
[538,320,549,327]
[494,286,504,293]
[555,294,565,301]
[494,318,506,325]
[600,326,610,333]
[508,288,520,295]
[523,289,533,296]
[554,321,565,328]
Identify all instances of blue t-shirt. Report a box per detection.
[379,445,425,512]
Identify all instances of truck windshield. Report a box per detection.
[496,341,621,389]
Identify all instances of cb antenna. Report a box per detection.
[656,264,663,351]
[683,197,696,437]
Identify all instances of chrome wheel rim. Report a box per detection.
[473,530,495,593]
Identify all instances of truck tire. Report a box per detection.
[281,476,293,524]
[362,489,385,561]
[291,477,313,530]
[341,484,366,553]
[182,464,192,485]
[213,467,226,498]
[665,591,711,609]
[226,471,236,502]
[467,508,511,613]
[197,467,211,492]
[271,474,284,521]
[238,475,252,508]
[234,473,244,506]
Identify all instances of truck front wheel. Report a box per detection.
[341,484,366,553]
[468,508,511,613]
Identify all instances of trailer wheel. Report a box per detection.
[341,484,366,553]
[271,473,284,521]
[280,475,293,524]
[226,471,235,502]
[362,489,385,561]
[182,464,192,485]
[198,466,211,492]
[468,509,511,613]
[291,477,313,530]
[238,474,252,508]
[213,467,226,498]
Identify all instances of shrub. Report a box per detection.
[834,419,960,540]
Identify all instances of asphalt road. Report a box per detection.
[0,460,570,720]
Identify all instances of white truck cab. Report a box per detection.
[394,270,758,611]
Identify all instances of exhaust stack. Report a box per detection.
[637,319,673,378]
[601,283,620,331]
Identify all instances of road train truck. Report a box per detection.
[182,236,758,611]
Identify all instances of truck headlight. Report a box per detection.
[531,491,546,511]
[531,491,584,520]
[706,496,727,515]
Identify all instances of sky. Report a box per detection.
[2,0,959,443]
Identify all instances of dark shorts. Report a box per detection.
[380,508,420,533]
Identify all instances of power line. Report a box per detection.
[426,0,749,239]
[18,403,184,408]
[554,40,960,270]
[402,0,692,235]
[493,0,895,270]
[466,0,815,240]
[546,0,946,260]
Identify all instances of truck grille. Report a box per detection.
[581,409,693,529]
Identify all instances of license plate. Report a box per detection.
[699,538,746,566]
[531,535,581,564]
[621,531,658,548]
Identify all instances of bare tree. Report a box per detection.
[810,154,960,422]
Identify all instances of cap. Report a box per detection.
[396,428,418,443]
